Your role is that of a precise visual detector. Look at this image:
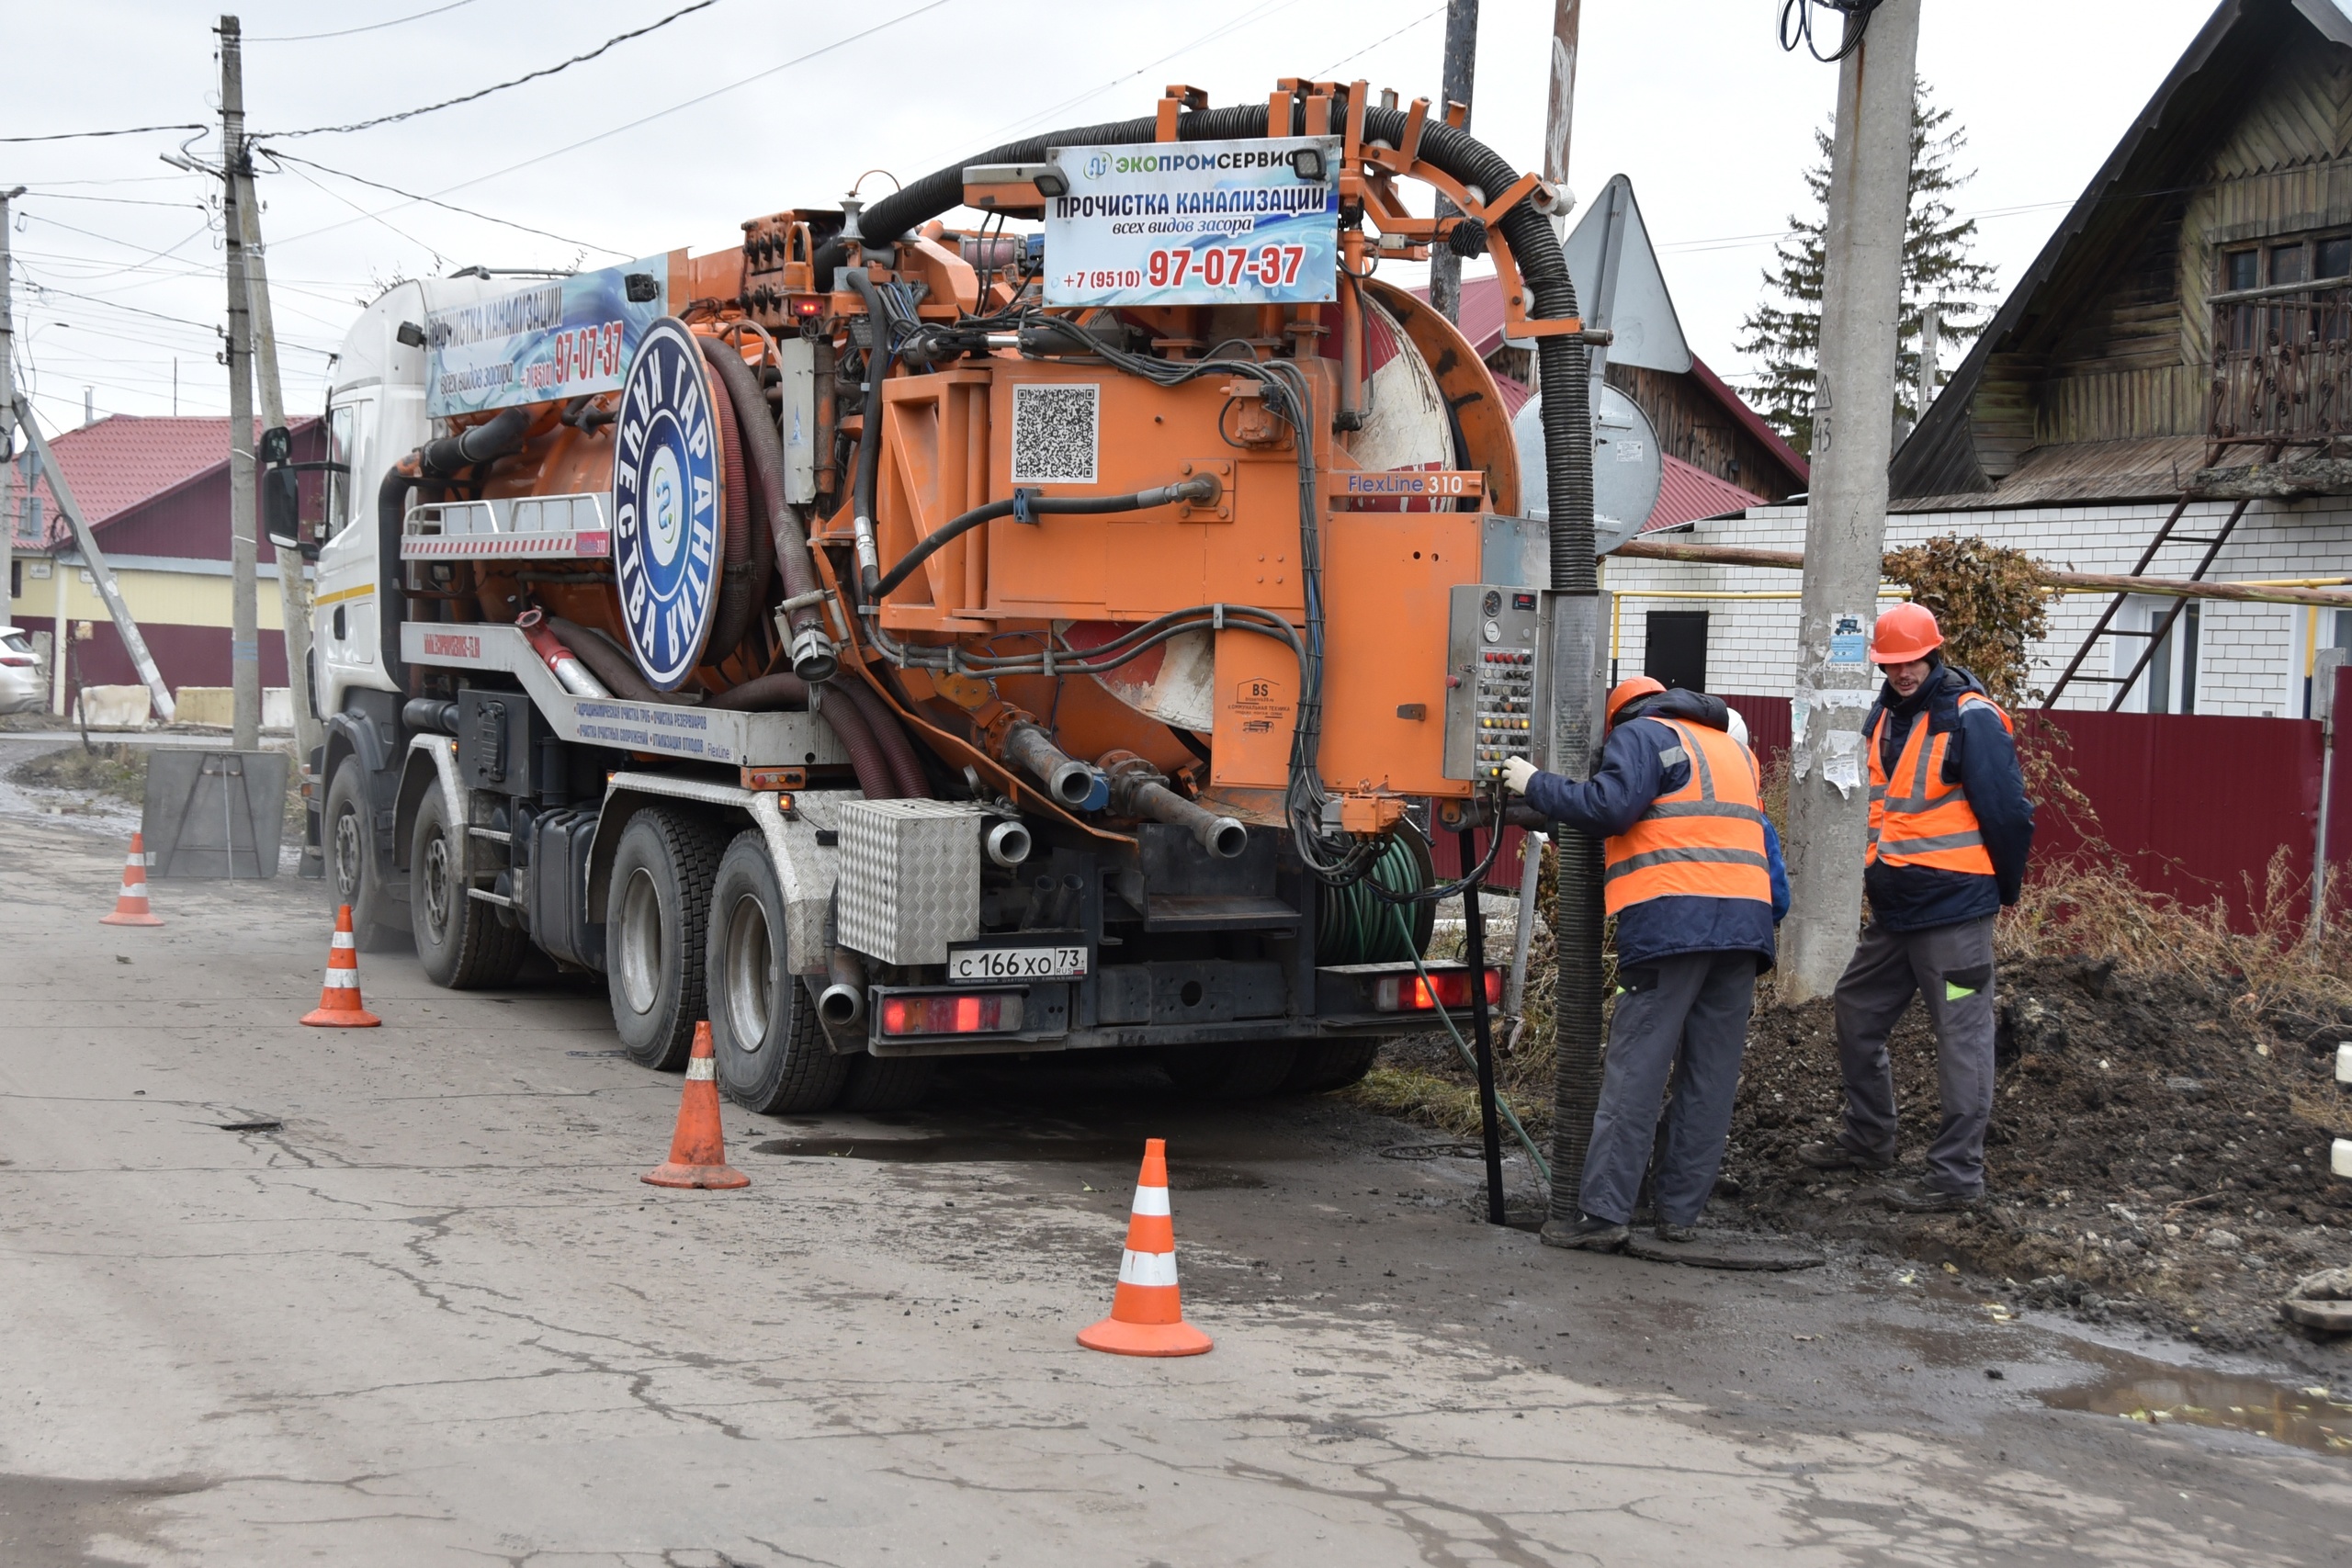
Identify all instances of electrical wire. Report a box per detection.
[1778,0,1881,63]
[978,0,1310,142]
[1311,2,1446,79]
[254,150,628,257]
[249,0,484,41]
[252,0,725,139]
[0,122,207,146]
[1389,900,1552,1186]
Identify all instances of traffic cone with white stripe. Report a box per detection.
[99,831,163,927]
[641,1022,749,1190]
[1078,1137,1212,1357]
[299,904,381,1027]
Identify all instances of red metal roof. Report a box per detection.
[1488,370,1767,531]
[6,415,311,547]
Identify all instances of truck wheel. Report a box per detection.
[607,807,725,1071]
[1282,1040,1384,1094]
[707,830,846,1112]
[839,1055,935,1112]
[411,784,526,989]
[324,758,401,951]
[1161,1043,1298,1100]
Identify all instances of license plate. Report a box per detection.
[946,943,1088,981]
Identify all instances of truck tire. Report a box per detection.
[1282,1039,1384,1094]
[1160,1043,1298,1100]
[323,758,401,952]
[410,784,526,989]
[839,1055,935,1112]
[707,830,846,1112]
[607,806,726,1071]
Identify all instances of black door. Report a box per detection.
[1645,610,1708,692]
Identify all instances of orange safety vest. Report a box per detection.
[1601,718,1773,916]
[1866,691,2014,876]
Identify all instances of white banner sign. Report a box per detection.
[1043,137,1340,308]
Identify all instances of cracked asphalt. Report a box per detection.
[0,798,2347,1566]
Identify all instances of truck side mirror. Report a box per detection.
[264,467,314,560]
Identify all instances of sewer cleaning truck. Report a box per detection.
[300,78,1603,1113]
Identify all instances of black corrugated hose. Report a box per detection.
[813,92,1603,1213]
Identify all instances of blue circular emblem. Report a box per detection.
[612,317,720,690]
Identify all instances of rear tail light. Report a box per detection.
[1373,969,1502,1012]
[878,991,1023,1036]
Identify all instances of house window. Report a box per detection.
[2118,598,2199,714]
[1644,611,1709,694]
[2222,235,2352,348]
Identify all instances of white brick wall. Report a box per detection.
[1601,497,2352,717]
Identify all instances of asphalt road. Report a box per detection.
[0,800,2346,1566]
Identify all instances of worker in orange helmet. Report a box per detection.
[1501,675,1788,1252]
[1798,603,2035,1213]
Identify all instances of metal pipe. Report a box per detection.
[514,609,608,698]
[543,615,677,704]
[820,944,866,1028]
[1002,722,1104,811]
[401,698,459,735]
[1101,750,1247,859]
[985,818,1033,868]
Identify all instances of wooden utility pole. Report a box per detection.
[1781,0,1923,1001]
[1542,1,1578,219]
[1428,0,1479,323]
[236,170,323,763]
[0,185,21,629]
[220,14,260,750]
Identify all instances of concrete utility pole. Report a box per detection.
[1781,0,1922,1002]
[220,14,260,751]
[1,184,22,629]
[1542,0,1578,225]
[1427,0,1479,323]
[236,173,322,763]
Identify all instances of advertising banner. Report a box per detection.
[1043,136,1340,309]
[425,257,670,418]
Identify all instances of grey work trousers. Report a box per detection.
[1831,915,1998,1196]
[1578,950,1757,1226]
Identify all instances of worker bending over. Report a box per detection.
[1799,604,2034,1212]
[1502,678,1787,1251]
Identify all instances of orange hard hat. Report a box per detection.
[1605,676,1666,726]
[1871,603,1943,664]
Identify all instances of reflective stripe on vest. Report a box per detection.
[1864,690,2012,875]
[1601,717,1773,916]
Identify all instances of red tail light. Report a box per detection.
[1372,969,1502,1012]
[878,992,1021,1036]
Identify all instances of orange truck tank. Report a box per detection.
[302,79,1598,1113]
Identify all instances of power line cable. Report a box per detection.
[0,121,208,146]
[983,0,1308,141]
[250,0,484,42]
[254,0,723,138]
[1312,2,1445,79]
[256,150,625,256]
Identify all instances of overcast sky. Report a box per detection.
[2,0,2246,440]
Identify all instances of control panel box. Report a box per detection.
[1442,583,1543,782]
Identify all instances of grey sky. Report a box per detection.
[2,1,2235,439]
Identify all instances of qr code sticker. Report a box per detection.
[1012,383,1100,484]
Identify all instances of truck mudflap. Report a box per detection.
[586,773,846,978]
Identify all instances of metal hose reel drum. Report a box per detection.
[1510,384,1662,558]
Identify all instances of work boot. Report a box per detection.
[1540,1213,1630,1252]
[1654,1222,1701,1244]
[1796,1140,1893,1174]
[1878,1182,1983,1214]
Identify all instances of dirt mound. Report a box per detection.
[7,742,147,805]
[1724,954,2352,1352]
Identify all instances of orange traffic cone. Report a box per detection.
[641,1022,749,1190]
[299,905,382,1027]
[1078,1138,1212,1358]
[99,832,163,927]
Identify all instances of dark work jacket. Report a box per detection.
[1861,661,2036,932]
[1520,688,1787,972]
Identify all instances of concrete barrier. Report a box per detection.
[172,687,294,731]
[73,685,153,730]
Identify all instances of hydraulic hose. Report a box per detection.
[841,679,933,799]
[842,268,891,598]
[817,682,895,800]
[706,671,809,711]
[867,475,1219,603]
[698,334,831,679]
[705,355,755,662]
[375,465,424,688]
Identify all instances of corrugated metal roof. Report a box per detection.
[1490,370,1766,529]
[6,415,310,547]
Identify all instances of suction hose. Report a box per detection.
[816,682,894,800]
[707,671,809,711]
[704,354,755,663]
[840,679,933,798]
[1099,750,1246,859]
[698,335,832,681]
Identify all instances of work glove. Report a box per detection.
[1501,756,1538,795]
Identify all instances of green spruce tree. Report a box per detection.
[1737,80,1997,458]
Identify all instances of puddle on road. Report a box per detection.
[2041,1348,2352,1456]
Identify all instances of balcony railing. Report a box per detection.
[2210,282,2352,446]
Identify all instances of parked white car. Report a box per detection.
[0,626,43,714]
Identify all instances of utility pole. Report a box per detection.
[1427,0,1479,323]
[236,169,323,763]
[1780,0,1922,1002]
[0,184,23,630]
[1915,300,1939,423]
[220,14,260,751]
[1541,1,1578,229]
